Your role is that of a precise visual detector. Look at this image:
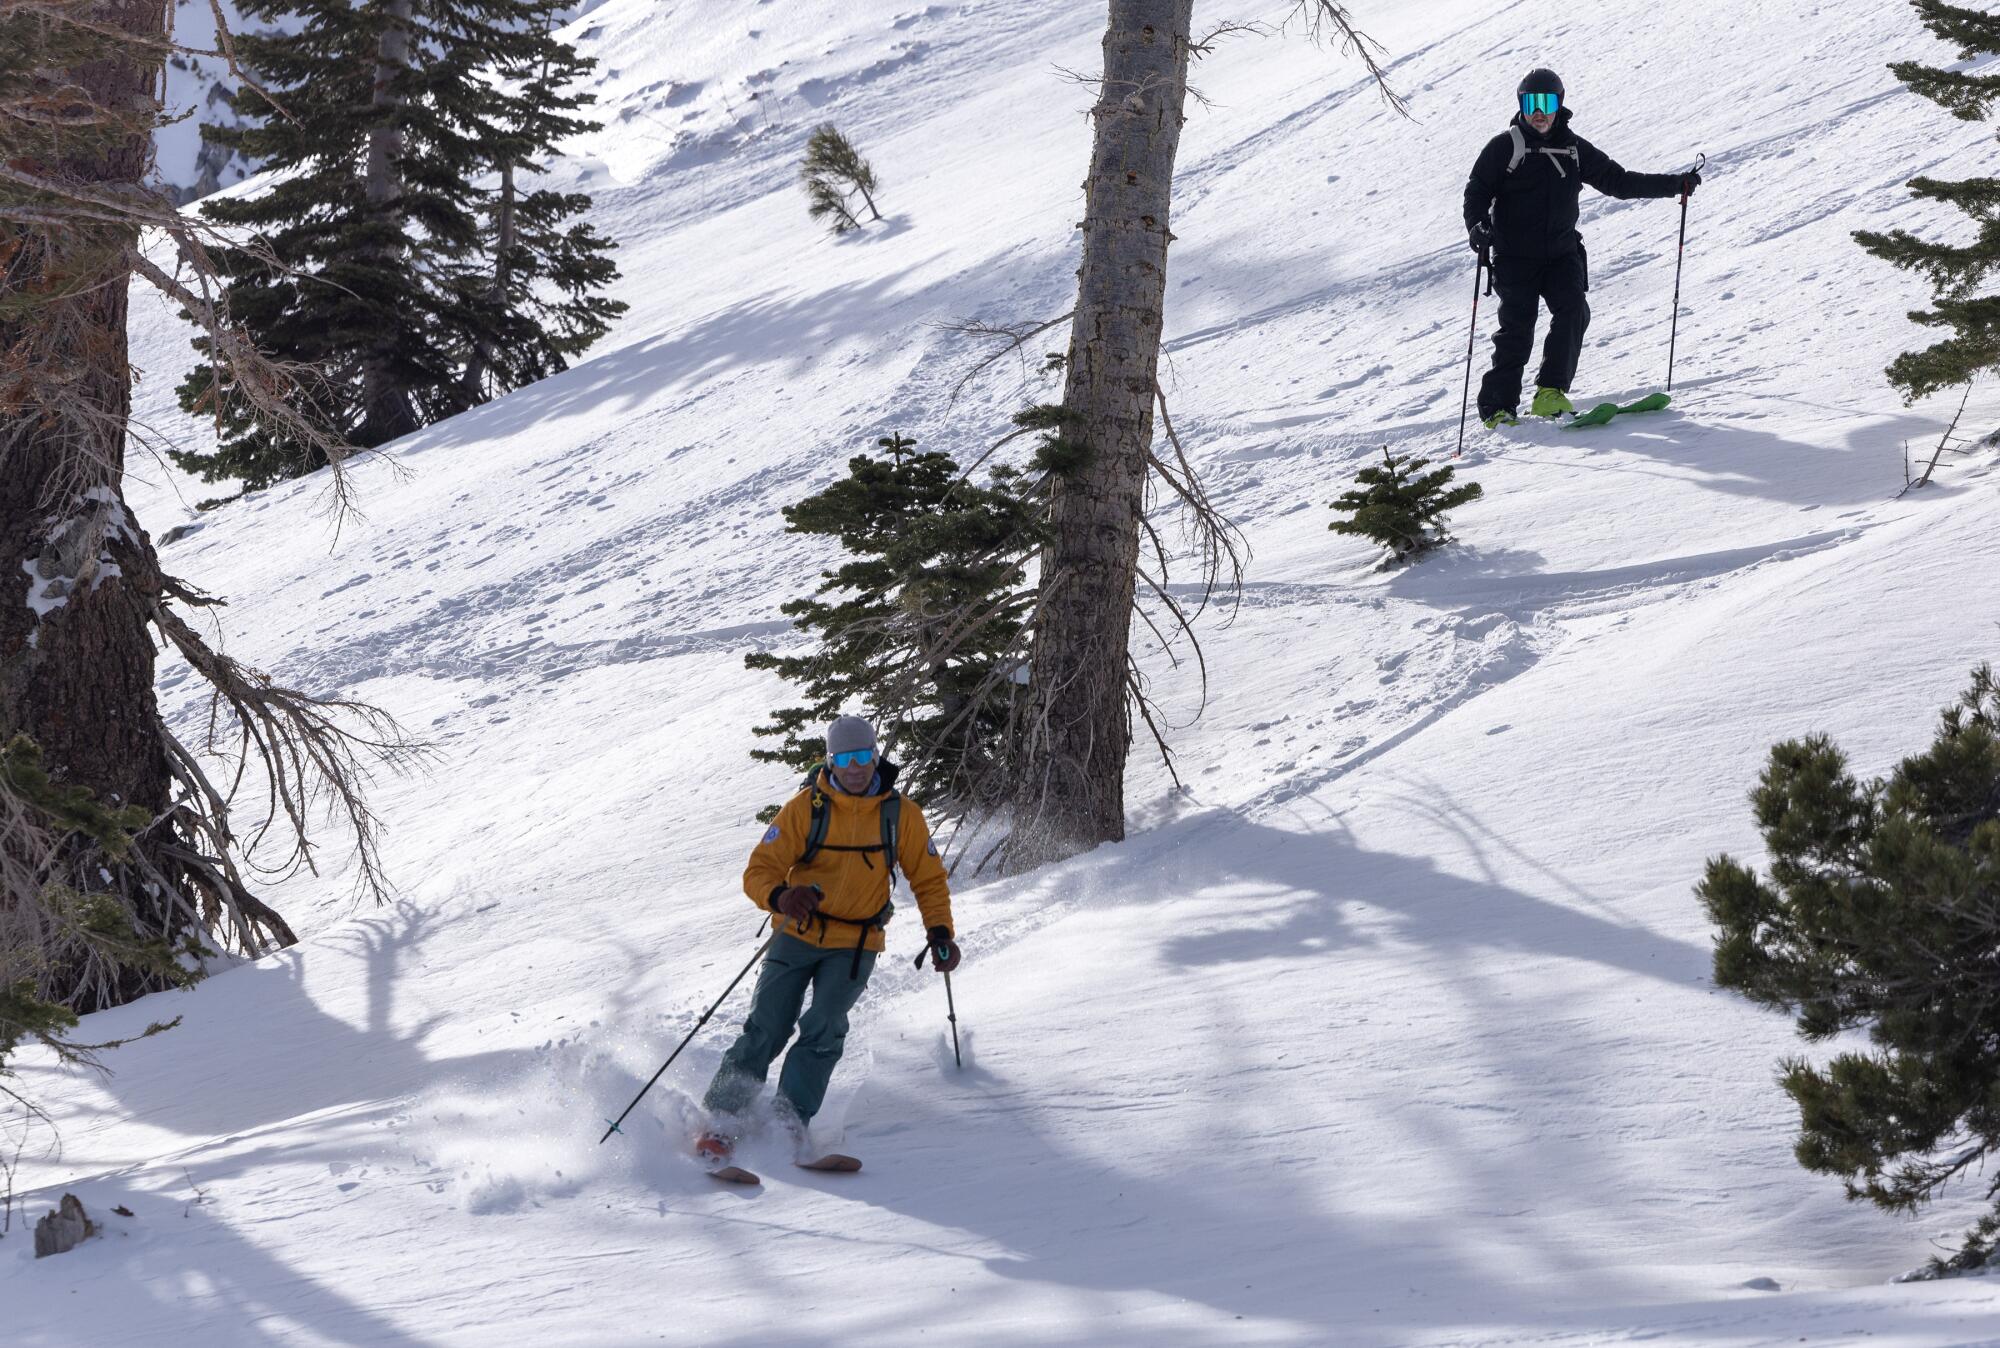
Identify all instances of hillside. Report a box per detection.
[14,1,2000,1343]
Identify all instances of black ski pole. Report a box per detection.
[600,927,778,1144]
[1666,152,1706,394]
[942,970,962,1069]
[1456,246,1491,459]
[913,938,963,1069]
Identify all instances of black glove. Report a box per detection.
[771,885,821,925]
[1467,220,1494,255]
[917,925,961,973]
[1680,170,1701,196]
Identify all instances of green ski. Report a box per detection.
[1563,391,1672,429]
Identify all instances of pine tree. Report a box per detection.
[1855,1,2000,401]
[747,435,1040,812]
[174,0,622,492]
[456,4,627,405]
[1699,665,2000,1274]
[1329,447,1483,563]
[800,124,884,236]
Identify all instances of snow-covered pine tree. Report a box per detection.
[1855,1,2000,400]
[1329,448,1483,564]
[747,435,1039,814]
[800,124,883,236]
[174,0,621,492]
[1699,665,2000,1275]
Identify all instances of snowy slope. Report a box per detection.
[16,0,2000,1343]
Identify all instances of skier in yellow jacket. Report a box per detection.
[697,715,959,1159]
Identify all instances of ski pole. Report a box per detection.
[1666,152,1706,394]
[600,926,778,1144]
[1456,246,1491,459]
[942,969,962,1069]
[914,937,963,1069]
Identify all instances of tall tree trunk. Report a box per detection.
[461,159,516,405]
[361,0,418,444]
[0,0,175,1001]
[1011,0,1193,869]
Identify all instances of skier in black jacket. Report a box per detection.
[1464,68,1699,428]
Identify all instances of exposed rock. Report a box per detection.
[32,1193,95,1258]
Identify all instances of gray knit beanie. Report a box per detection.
[825,715,878,759]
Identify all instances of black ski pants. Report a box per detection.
[1477,250,1589,417]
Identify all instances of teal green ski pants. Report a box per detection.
[700,932,876,1124]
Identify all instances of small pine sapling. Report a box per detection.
[1699,664,2000,1276]
[1329,447,1483,564]
[800,123,884,236]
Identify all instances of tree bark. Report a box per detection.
[0,0,177,1002]
[1012,0,1193,869]
[361,0,418,444]
[0,0,171,827]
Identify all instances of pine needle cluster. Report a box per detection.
[1329,447,1483,564]
[1700,664,2000,1274]
[1855,1,2000,400]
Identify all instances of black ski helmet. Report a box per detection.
[1517,68,1564,102]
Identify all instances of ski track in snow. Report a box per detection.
[12,0,2000,1344]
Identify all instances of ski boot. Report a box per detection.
[1481,408,1519,430]
[1529,386,1575,419]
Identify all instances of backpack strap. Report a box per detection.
[799,785,833,866]
[1505,124,1579,178]
[794,787,904,980]
[878,791,900,886]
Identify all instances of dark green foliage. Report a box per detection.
[173,0,623,491]
[1014,404,1092,476]
[1328,447,1483,563]
[801,123,883,236]
[747,435,1040,810]
[0,737,150,858]
[1855,2,2000,400]
[1699,665,2000,1273]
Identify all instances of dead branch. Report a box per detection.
[934,312,1073,406]
[1899,382,1973,497]
[1284,0,1412,118]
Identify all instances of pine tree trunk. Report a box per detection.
[361,0,418,444]
[0,0,174,965]
[461,160,516,405]
[1012,0,1193,869]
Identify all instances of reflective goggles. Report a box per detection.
[1520,92,1560,118]
[829,747,876,769]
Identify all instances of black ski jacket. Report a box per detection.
[1463,108,1682,262]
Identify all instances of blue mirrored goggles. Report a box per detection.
[829,747,876,769]
[1520,92,1560,118]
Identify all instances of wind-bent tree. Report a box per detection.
[1855,1,2000,402]
[1,1,415,1080]
[800,123,884,237]
[1006,0,1402,868]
